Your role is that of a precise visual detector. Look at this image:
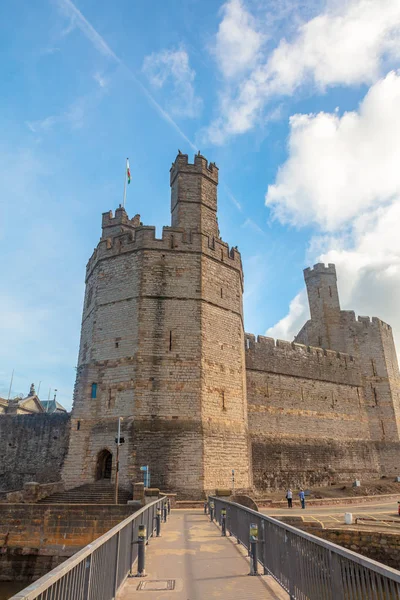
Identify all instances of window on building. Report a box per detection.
[86,287,93,308]
[91,383,97,399]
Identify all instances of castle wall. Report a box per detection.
[340,313,400,443]
[0,415,70,493]
[252,438,380,490]
[245,335,381,489]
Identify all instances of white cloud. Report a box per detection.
[266,290,308,340]
[205,0,400,144]
[142,48,202,118]
[265,71,400,351]
[267,203,400,347]
[214,0,264,79]
[266,71,400,230]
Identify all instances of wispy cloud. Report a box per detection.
[93,71,108,88]
[242,217,266,235]
[142,47,202,118]
[222,182,242,211]
[26,115,58,133]
[56,0,198,151]
[26,93,94,134]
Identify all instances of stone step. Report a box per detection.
[39,482,131,505]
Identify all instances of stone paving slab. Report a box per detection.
[118,510,288,600]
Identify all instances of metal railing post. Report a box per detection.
[163,501,168,523]
[113,530,120,598]
[155,508,162,536]
[249,523,258,576]
[83,556,92,600]
[221,509,227,536]
[261,520,268,575]
[137,524,146,577]
[129,520,135,576]
[329,549,345,599]
[209,500,215,522]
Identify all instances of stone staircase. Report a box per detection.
[38,480,131,504]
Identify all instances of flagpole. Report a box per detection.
[123,158,128,208]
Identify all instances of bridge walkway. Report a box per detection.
[118,509,288,600]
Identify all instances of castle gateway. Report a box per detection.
[63,153,400,498]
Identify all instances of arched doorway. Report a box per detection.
[95,449,112,480]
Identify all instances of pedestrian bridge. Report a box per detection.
[10,497,400,600]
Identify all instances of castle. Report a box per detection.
[60,152,400,498]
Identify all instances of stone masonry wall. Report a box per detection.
[245,334,379,490]
[0,415,70,493]
[312,528,400,571]
[0,504,136,582]
[252,438,380,490]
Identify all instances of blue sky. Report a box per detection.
[1,0,400,410]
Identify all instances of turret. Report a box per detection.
[170,151,219,238]
[101,207,141,239]
[304,263,340,321]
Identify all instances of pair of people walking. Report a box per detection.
[286,488,306,509]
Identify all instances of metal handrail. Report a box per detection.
[210,496,400,600]
[9,496,165,600]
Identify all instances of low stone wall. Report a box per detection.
[0,504,137,582]
[6,482,65,503]
[313,529,400,570]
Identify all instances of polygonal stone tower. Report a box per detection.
[62,152,252,498]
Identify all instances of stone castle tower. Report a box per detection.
[296,263,400,443]
[62,152,252,498]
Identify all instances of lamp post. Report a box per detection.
[115,417,122,504]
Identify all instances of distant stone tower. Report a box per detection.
[302,263,344,351]
[296,263,400,447]
[62,152,252,498]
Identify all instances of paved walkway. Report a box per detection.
[118,510,288,600]
[262,499,400,529]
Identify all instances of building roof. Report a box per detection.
[0,384,68,415]
[41,399,67,414]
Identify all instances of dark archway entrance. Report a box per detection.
[95,449,112,480]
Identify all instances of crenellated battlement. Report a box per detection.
[85,221,243,280]
[170,151,218,185]
[244,333,361,386]
[102,207,140,229]
[245,334,355,362]
[304,263,337,279]
[341,311,392,331]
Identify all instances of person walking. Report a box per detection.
[286,488,293,508]
[299,488,306,509]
